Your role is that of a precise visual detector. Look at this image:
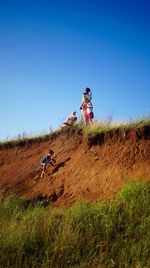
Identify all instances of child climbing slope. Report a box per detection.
[40,150,56,178]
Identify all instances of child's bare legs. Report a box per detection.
[40,163,46,178]
[89,119,93,126]
[84,118,88,126]
[41,161,56,178]
[83,114,88,126]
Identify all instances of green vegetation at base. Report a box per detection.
[0,181,150,268]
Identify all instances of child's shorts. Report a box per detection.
[40,162,46,167]
[85,112,94,119]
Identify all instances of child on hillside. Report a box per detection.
[80,87,94,126]
[80,99,94,126]
[40,150,56,178]
[64,111,77,126]
[85,101,94,125]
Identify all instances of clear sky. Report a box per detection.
[0,0,150,140]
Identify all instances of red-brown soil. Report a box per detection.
[0,126,150,207]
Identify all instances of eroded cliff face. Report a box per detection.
[0,126,150,207]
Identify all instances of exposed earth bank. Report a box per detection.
[0,126,150,207]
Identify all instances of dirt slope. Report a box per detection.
[0,126,150,207]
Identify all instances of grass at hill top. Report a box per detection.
[79,115,150,137]
[0,116,150,147]
[0,181,149,267]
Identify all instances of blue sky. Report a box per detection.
[0,0,150,140]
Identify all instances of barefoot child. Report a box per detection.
[40,150,56,178]
[64,111,77,126]
[80,100,94,126]
[80,87,94,126]
[85,101,94,125]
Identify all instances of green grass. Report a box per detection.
[0,115,149,147]
[79,115,150,138]
[0,128,62,149]
[0,181,149,267]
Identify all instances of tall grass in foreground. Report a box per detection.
[0,181,150,268]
